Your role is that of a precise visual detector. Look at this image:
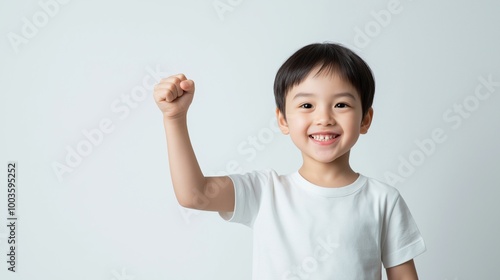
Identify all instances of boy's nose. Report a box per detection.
[315,109,335,126]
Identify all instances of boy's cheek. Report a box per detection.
[283,116,302,127]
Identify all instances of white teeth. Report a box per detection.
[311,134,336,141]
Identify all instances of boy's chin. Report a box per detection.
[302,152,351,165]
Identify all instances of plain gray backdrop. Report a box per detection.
[1,0,499,279]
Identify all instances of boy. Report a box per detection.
[153,43,426,279]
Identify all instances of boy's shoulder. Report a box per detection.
[362,174,400,192]
[361,174,402,201]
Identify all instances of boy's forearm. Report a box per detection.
[163,115,206,207]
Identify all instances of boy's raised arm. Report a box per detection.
[153,74,235,212]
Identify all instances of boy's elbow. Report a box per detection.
[176,193,199,209]
[177,197,193,209]
[174,187,205,210]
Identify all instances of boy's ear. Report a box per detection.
[276,108,290,135]
[360,107,373,134]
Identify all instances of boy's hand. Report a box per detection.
[153,74,195,120]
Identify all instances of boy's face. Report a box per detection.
[276,67,373,165]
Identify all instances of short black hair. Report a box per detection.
[273,43,375,119]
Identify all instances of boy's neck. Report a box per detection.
[298,151,358,188]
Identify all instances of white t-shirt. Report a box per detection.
[218,169,426,280]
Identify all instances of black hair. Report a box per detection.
[273,42,375,119]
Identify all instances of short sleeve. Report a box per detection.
[218,170,271,228]
[381,193,426,268]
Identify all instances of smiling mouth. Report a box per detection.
[309,134,340,141]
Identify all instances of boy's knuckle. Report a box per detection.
[165,83,175,91]
[170,77,181,84]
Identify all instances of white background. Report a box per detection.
[1,0,499,279]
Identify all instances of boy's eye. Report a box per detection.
[300,103,313,109]
[335,103,348,108]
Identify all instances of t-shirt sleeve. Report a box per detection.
[381,192,426,268]
[218,170,271,228]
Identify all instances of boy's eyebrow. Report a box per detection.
[292,92,357,100]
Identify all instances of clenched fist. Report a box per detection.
[153,74,195,120]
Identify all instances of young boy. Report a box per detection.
[153,43,426,279]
